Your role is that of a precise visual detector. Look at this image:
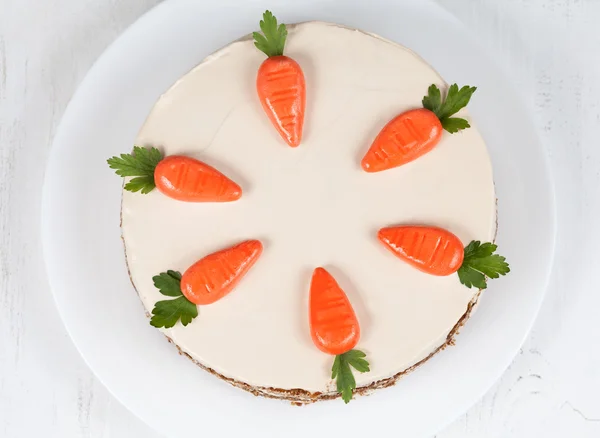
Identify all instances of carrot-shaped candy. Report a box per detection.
[361,84,477,172]
[107,146,242,202]
[378,226,510,289]
[309,268,370,403]
[181,240,263,305]
[254,11,306,147]
[149,240,263,328]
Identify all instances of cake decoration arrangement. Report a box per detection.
[117,12,510,404]
[149,240,263,328]
[107,146,242,202]
[309,268,369,403]
[378,226,509,289]
[361,84,477,172]
[254,11,306,147]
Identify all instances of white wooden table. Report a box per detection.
[2,0,599,436]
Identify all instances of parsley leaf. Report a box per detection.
[422,84,477,133]
[150,296,198,329]
[107,146,163,194]
[124,176,156,194]
[457,265,488,289]
[253,10,287,57]
[152,270,183,297]
[344,349,370,372]
[464,240,496,259]
[457,241,510,289]
[422,84,441,115]
[441,117,470,133]
[149,270,198,328]
[331,350,370,403]
[438,84,477,120]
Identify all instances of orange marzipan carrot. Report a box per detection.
[378,226,464,276]
[154,155,242,202]
[362,109,442,172]
[309,267,360,356]
[181,240,263,305]
[257,57,306,147]
[362,84,477,172]
[107,147,242,202]
[254,11,306,147]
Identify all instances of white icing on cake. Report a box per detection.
[121,22,496,393]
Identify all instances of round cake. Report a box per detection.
[120,21,497,403]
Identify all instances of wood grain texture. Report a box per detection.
[1,0,599,437]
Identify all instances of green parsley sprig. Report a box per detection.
[253,10,288,58]
[150,270,198,328]
[107,146,163,194]
[331,349,370,403]
[422,84,477,133]
[457,241,510,289]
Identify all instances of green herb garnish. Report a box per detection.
[422,84,477,133]
[457,241,510,289]
[107,146,163,194]
[253,10,288,58]
[149,270,198,328]
[331,350,370,403]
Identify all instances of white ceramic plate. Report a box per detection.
[41,0,555,436]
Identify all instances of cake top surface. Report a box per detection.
[121,21,497,392]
